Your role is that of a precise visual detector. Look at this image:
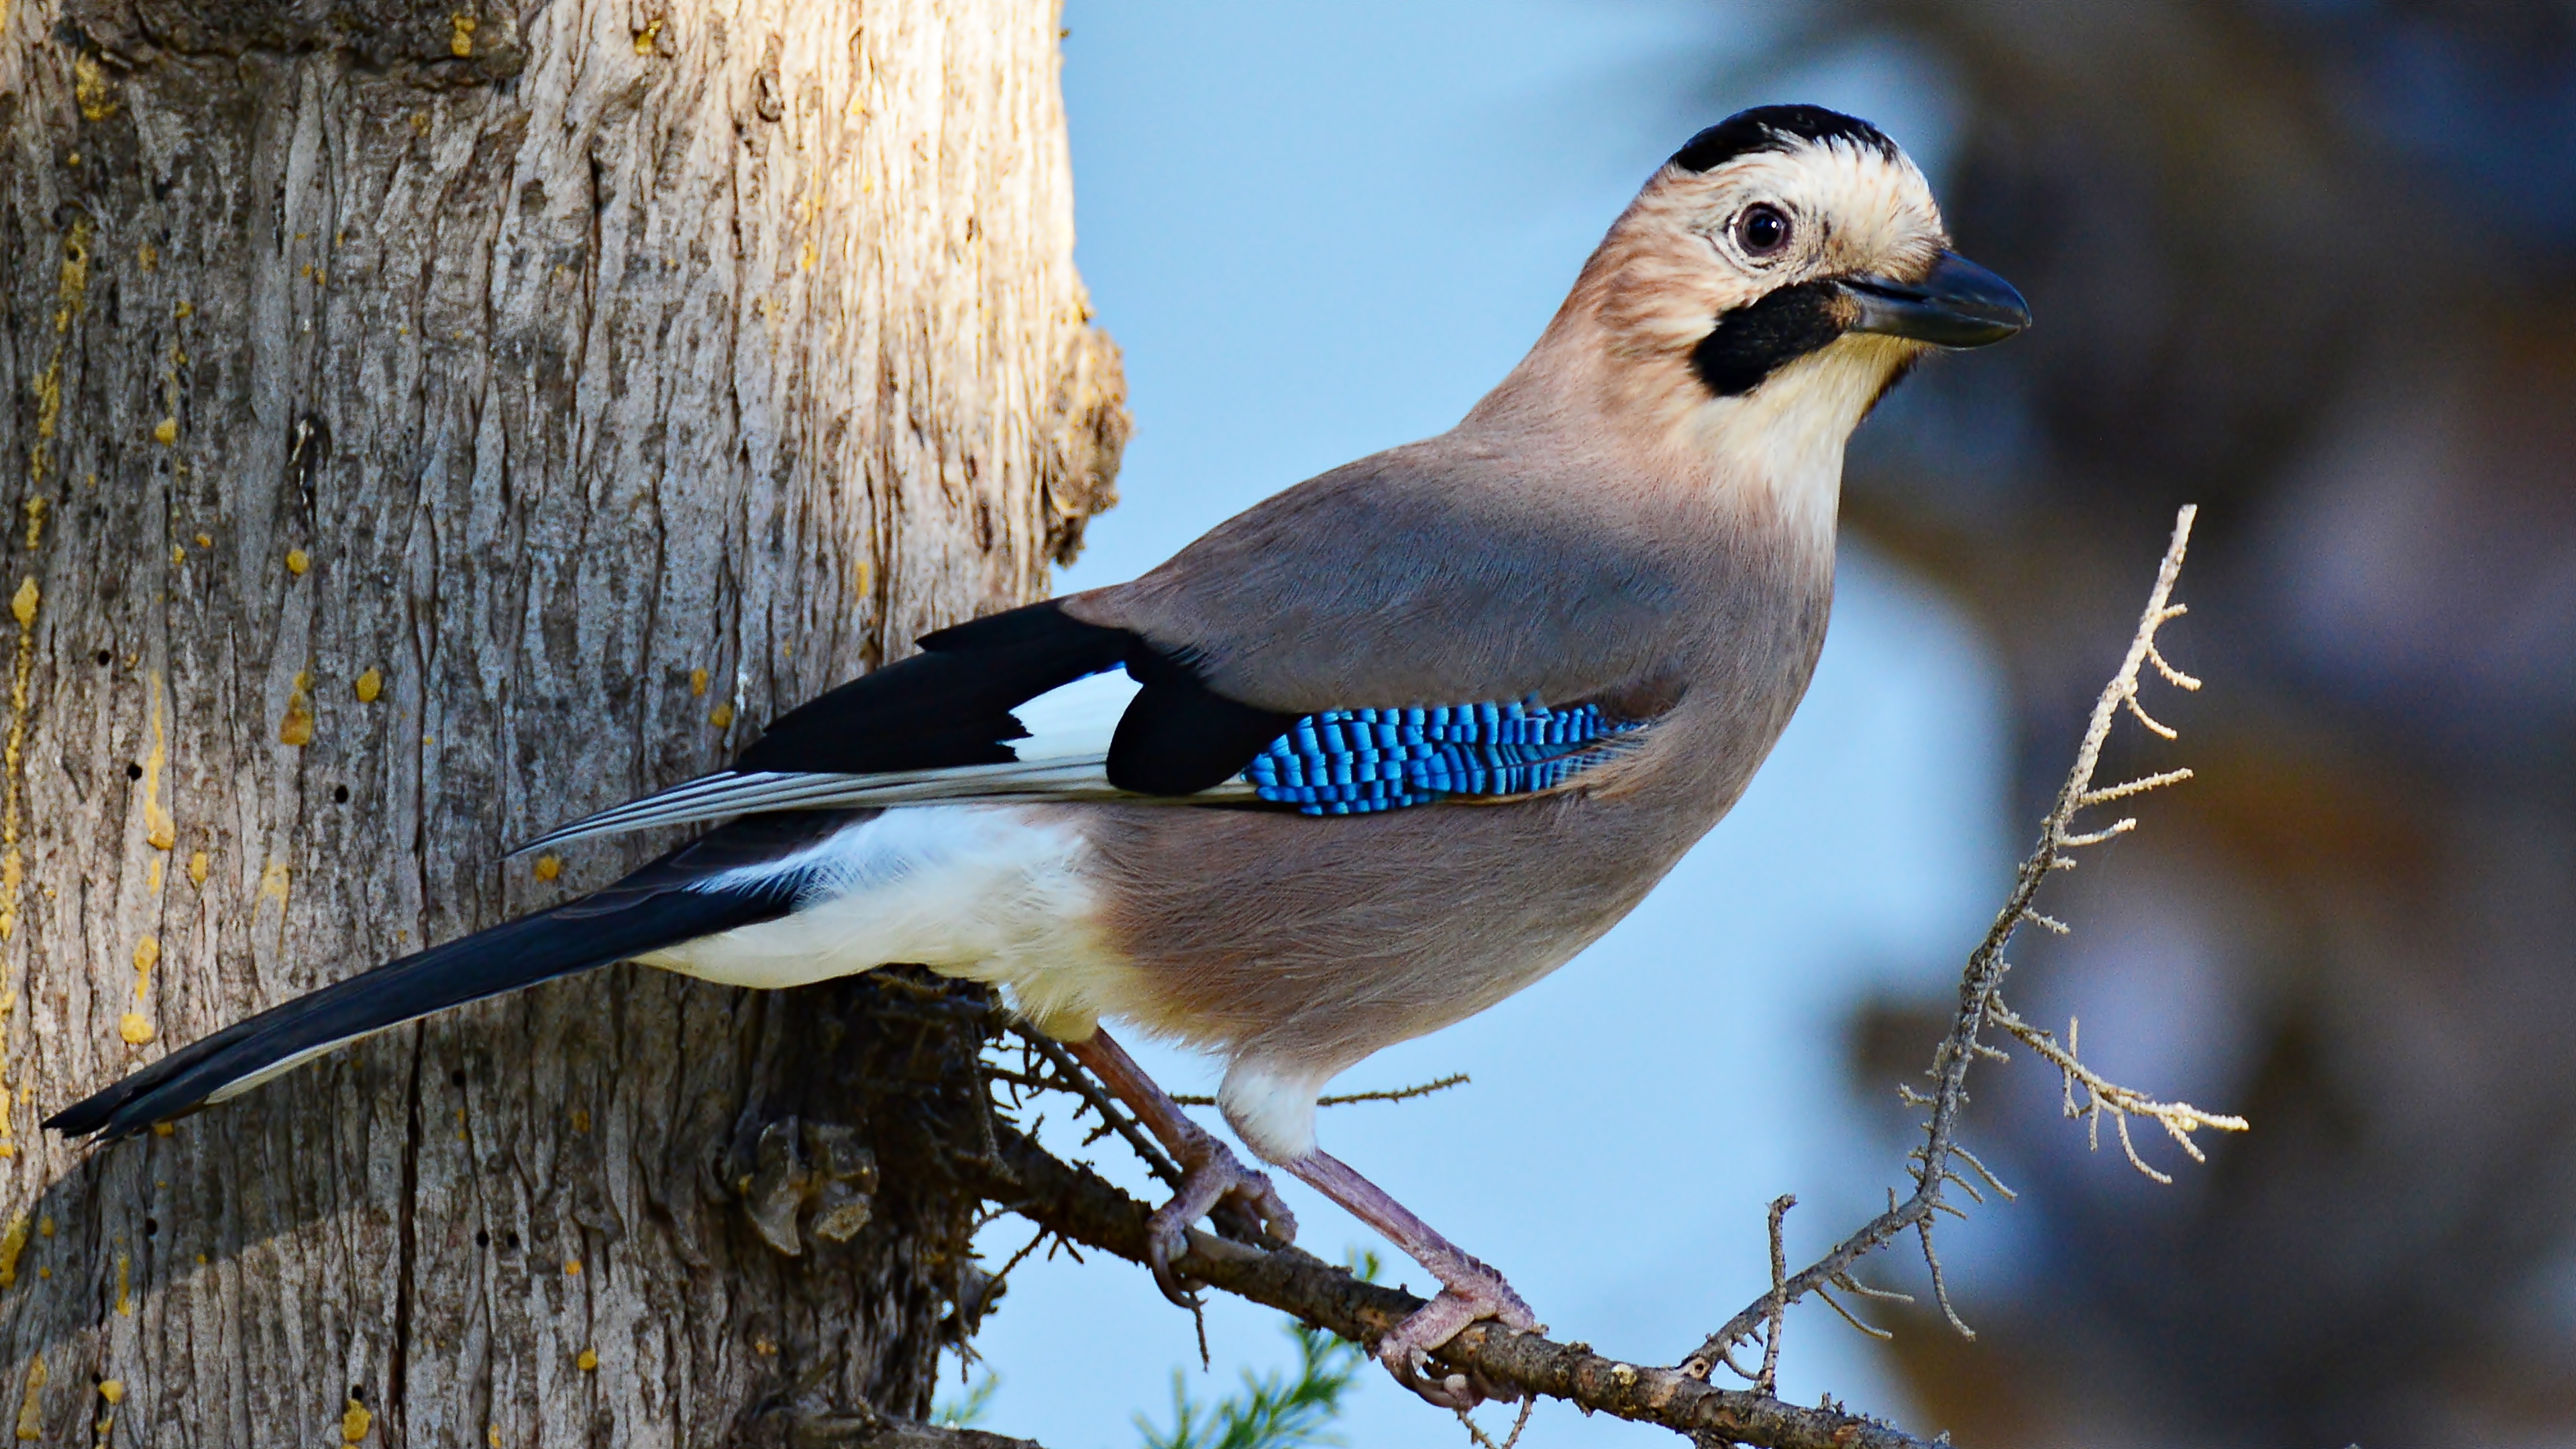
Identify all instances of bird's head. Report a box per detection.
[1515,105,2027,532]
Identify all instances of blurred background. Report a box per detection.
[963,3,2576,1446]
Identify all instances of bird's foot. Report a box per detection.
[1376,1252,1540,1409]
[1146,1126,1297,1305]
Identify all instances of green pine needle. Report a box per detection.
[934,1371,1001,1428]
[1137,1320,1370,1449]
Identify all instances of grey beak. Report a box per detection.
[1841,251,2029,348]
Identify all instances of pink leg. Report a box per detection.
[1063,1030,1297,1303]
[1283,1149,1540,1409]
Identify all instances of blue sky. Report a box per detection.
[963,5,2013,1444]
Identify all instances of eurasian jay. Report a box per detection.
[49,105,2025,1406]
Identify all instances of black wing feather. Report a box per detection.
[733,600,1132,775]
[732,598,1294,798]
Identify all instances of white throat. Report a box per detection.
[1683,334,1913,548]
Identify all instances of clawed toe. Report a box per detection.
[1374,1272,1540,1409]
[1144,1140,1299,1306]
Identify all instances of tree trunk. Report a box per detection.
[0,0,1122,1439]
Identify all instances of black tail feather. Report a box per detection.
[46,873,792,1143]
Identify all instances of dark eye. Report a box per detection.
[1735,203,1792,258]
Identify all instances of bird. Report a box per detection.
[46,104,2025,1407]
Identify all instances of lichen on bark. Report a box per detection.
[0,0,1118,1439]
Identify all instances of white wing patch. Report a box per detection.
[511,668,1254,855]
[637,805,1146,1040]
[1004,667,1141,759]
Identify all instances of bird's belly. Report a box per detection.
[1073,786,1713,1067]
[635,804,1140,1038]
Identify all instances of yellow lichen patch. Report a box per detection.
[570,1108,590,1134]
[170,545,183,568]
[284,548,311,576]
[449,11,475,55]
[194,533,211,549]
[0,578,40,943]
[0,1214,25,1287]
[138,239,156,272]
[531,854,561,883]
[30,363,58,457]
[20,502,42,553]
[634,17,663,52]
[152,1123,172,1138]
[562,1258,580,1276]
[187,851,209,888]
[117,1014,153,1045]
[150,418,176,446]
[94,1381,120,1407]
[799,240,818,272]
[114,1252,129,1314]
[146,857,162,895]
[0,991,16,1158]
[280,670,315,747]
[132,935,158,1001]
[354,668,383,704]
[688,667,708,698]
[574,1349,597,1372]
[34,1220,49,1240]
[709,702,734,730]
[54,220,91,335]
[142,675,176,849]
[341,1399,371,1442]
[15,1354,43,1441]
[173,300,192,319]
[489,1425,502,1448]
[260,861,291,911]
[72,54,117,121]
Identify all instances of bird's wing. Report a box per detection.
[512,600,1292,854]
[46,812,860,1142]
[518,446,1699,855]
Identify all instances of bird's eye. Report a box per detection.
[1735,203,1792,258]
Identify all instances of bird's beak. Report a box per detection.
[1839,251,2029,348]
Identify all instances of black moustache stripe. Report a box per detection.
[1689,281,1851,397]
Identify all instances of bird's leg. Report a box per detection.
[1061,1028,1297,1303]
[1283,1149,1539,1409]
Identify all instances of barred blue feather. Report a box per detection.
[1241,700,1643,815]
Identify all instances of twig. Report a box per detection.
[1985,1007,2247,1184]
[1009,1026,1183,1188]
[1757,1197,1793,1395]
[1457,1394,1538,1449]
[963,1121,1937,1449]
[1682,504,2243,1379]
[1169,1073,1472,1109]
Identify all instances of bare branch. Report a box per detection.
[1681,504,2242,1383]
[963,1122,1940,1449]
[1456,1395,1537,1449]
[1009,1027,1182,1188]
[1758,1196,1794,1394]
[1986,1004,2247,1183]
[1169,1073,1473,1110]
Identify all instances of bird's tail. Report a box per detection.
[45,881,785,1144]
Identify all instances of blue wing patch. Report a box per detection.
[1241,700,1644,815]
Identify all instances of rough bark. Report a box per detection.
[0,0,1123,1440]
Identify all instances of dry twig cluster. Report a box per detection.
[973,506,2243,1448]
